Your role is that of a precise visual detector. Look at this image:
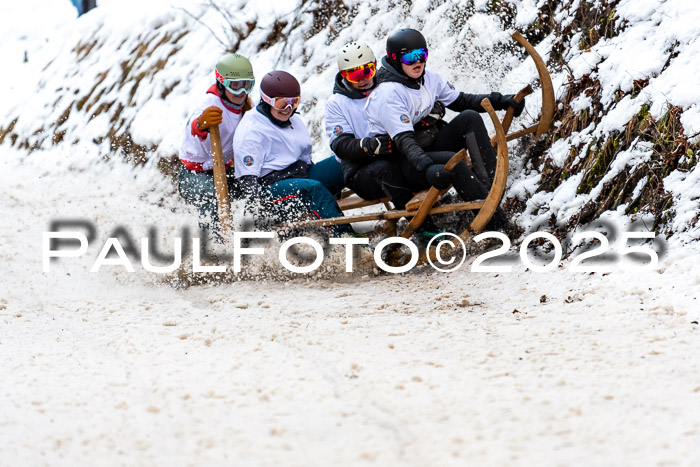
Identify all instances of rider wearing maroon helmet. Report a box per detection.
[234,70,353,235]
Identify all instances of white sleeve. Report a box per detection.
[325,99,352,145]
[434,71,461,106]
[366,90,414,138]
[233,124,270,178]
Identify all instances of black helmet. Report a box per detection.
[260,70,300,98]
[386,28,428,73]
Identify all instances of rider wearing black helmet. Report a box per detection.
[366,28,525,227]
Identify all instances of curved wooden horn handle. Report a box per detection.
[502,84,533,135]
[491,84,534,147]
[468,98,509,235]
[512,31,555,138]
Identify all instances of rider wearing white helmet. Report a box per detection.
[325,41,416,210]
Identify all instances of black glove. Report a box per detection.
[488,92,525,117]
[360,135,393,156]
[424,164,454,190]
[429,101,446,119]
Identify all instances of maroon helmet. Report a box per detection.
[260,70,301,98]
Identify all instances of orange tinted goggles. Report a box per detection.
[270,96,300,111]
[341,61,377,83]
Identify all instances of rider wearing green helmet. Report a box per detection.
[178,53,255,236]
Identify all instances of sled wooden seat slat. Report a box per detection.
[406,189,441,212]
[337,195,390,211]
[283,199,486,228]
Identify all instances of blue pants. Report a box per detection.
[267,157,351,235]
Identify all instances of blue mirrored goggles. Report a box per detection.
[400,48,428,65]
[223,78,255,95]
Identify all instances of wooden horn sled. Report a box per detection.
[284,31,555,265]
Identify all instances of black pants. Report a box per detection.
[347,159,415,210]
[396,151,489,201]
[349,110,496,207]
[395,109,496,202]
[431,109,498,183]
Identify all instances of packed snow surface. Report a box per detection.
[1,0,699,465]
[1,146,700,465]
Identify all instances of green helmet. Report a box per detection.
[215,53,255,95]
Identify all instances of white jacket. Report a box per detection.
[178,84,245,171]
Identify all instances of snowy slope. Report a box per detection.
[1,146,699,465]
[1,0,698,242]
[1,1,700,465]
[510,0,700,243]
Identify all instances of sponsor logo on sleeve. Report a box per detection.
[243,155,254,166]
[447,81,455,89]
[333,125,343,136]
[400,114,410,124]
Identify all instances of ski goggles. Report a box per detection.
[260,89,300,111]
[222,78,255,95]
[400,48,428,65]
[340,61,377,83]
[215,70,255,95]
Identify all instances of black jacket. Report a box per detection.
[329,72,376,182]
[375,56,424,89]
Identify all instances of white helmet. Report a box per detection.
[337,42,376,71]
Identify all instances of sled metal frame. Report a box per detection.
[283,31,555,265]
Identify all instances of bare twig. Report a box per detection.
[207,0,238,47]
[273,0,313,68]
[174,6,229,51]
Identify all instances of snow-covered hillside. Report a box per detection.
[1,0,698,242]
[1,1,699,465]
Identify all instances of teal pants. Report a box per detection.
[267,177,352,236]
[307,156,344,196]
[177,165,240,234]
